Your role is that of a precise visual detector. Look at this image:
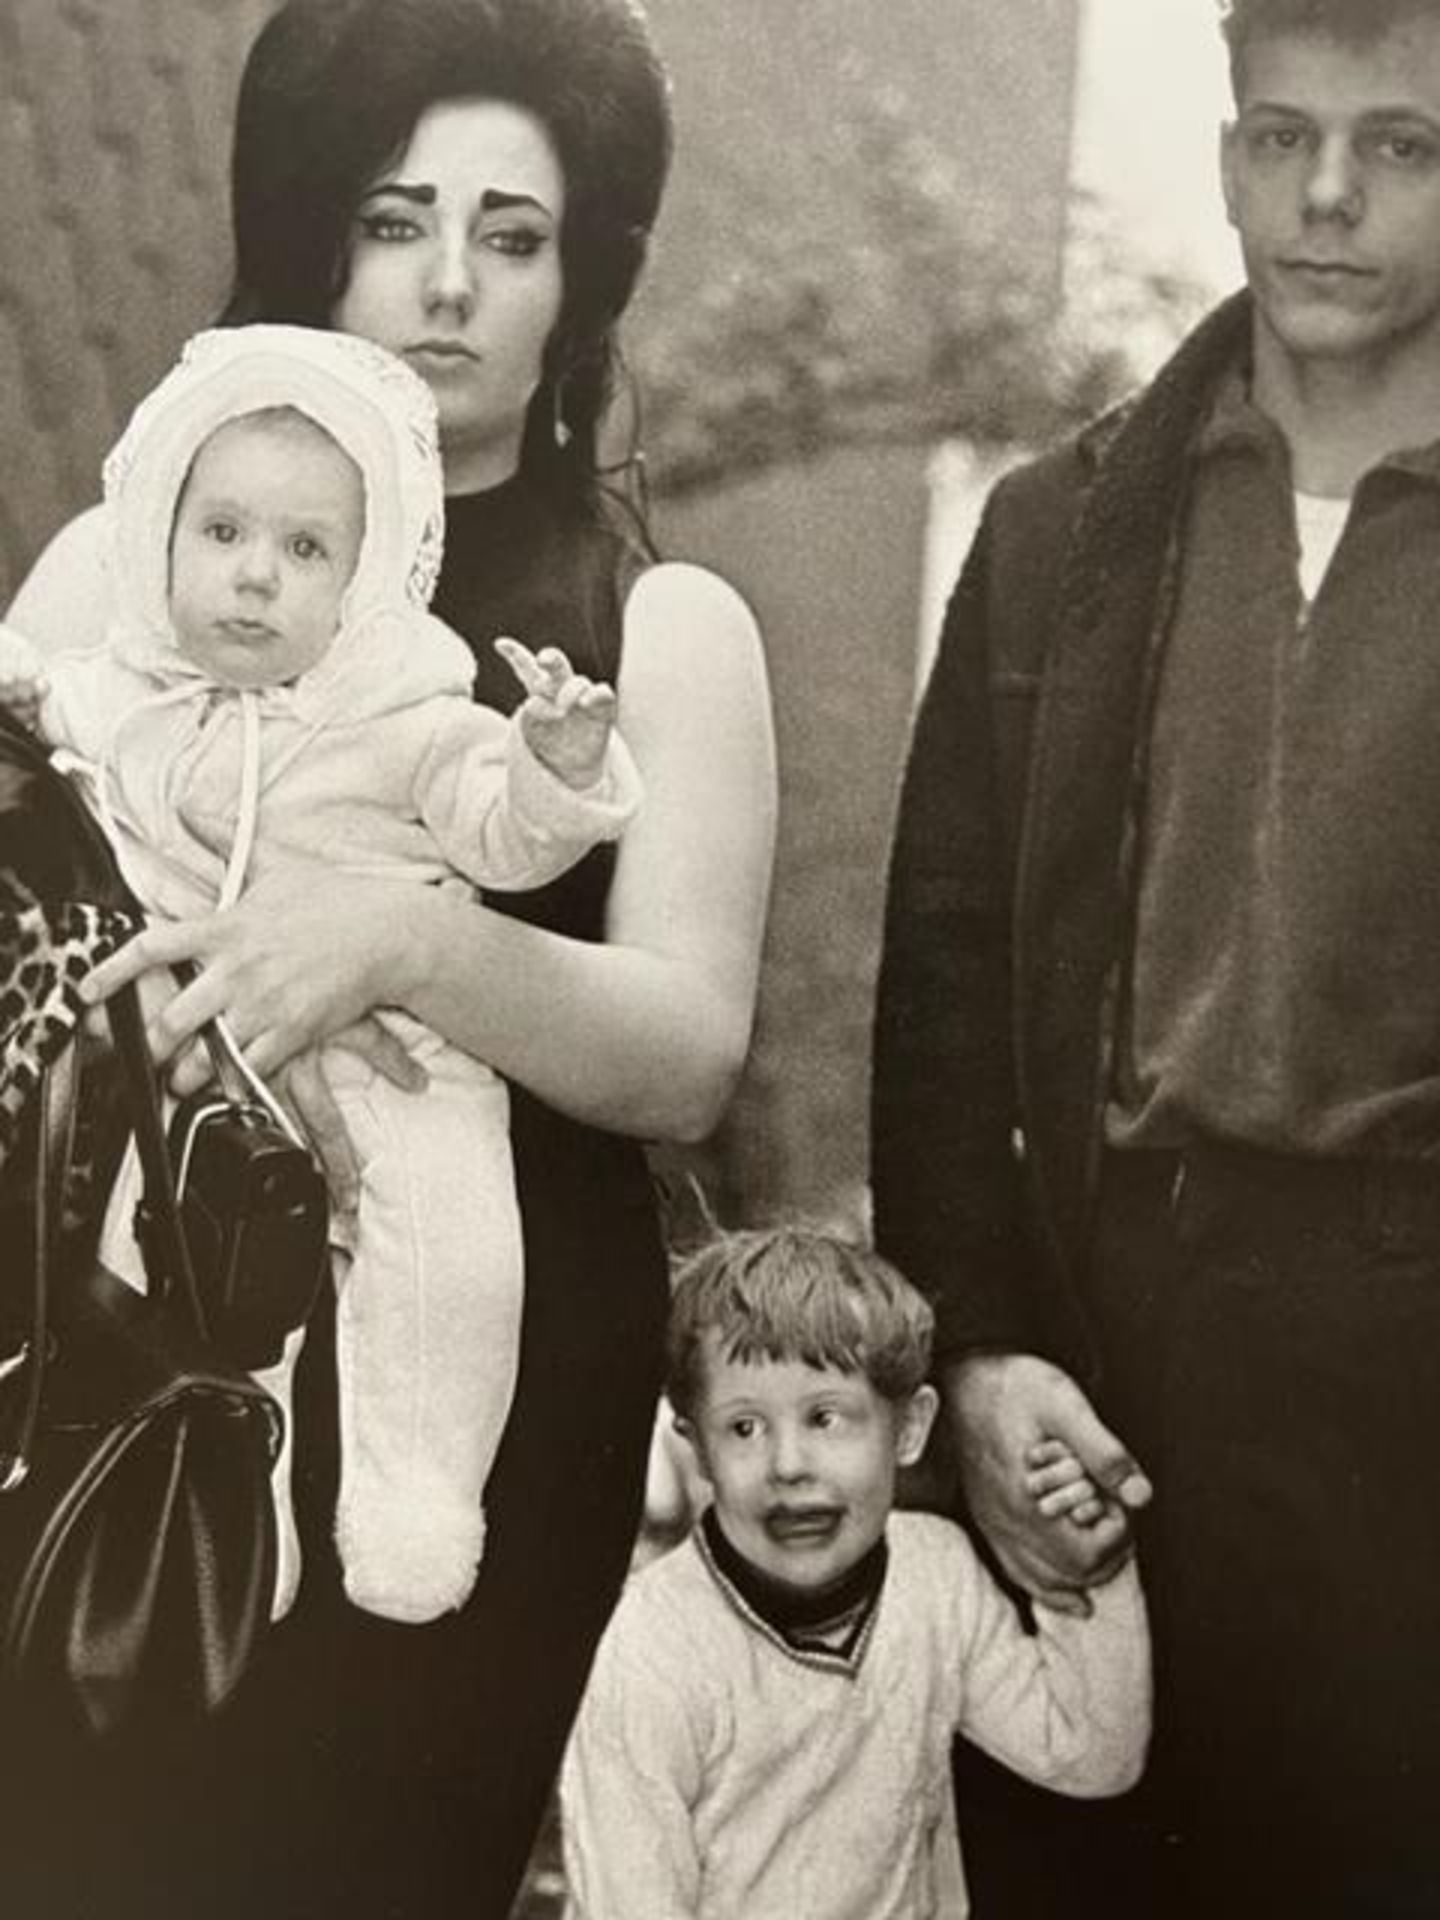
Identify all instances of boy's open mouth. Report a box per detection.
[763,1505,843,1542]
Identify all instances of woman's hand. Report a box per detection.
[81,868,423,1078]
[273,1027,427,1214]
[81,877,429,1210]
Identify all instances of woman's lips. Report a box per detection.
[406,340,481,365]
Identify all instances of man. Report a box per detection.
[873,3,1440,1914]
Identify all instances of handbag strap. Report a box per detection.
[108,985,207,1340]
[0,980,211,1491]
[171,961,306,1151]
[0,1051,78,1490]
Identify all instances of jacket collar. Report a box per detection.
[1072,291,1253,473]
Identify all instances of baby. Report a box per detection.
[0,324,640,1624]
[561,1225,1151,1920]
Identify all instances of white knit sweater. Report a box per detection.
[561,1512,1150,1920]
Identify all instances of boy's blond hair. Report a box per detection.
[666,1226,934,1419]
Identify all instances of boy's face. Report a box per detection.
[169,412,366,689]
[1221,19,1440,372]
[682,1338,937,1594]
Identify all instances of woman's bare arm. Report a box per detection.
[7,506,109,657]
[404,562,776,1137]
[84,561,778,1144]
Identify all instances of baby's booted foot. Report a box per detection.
[336,1479,486,1624]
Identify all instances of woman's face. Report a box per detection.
[333,97,566,494]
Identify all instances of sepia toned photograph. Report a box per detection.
[0,2,1433,1915]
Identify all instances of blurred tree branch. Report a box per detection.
[637,93,1210,496]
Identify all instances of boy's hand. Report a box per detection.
[495,636,617,791]
[1024,1437,1108,1528]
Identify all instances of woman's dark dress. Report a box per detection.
[40,476,670,1920]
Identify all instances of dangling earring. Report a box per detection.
[553,379,572,451]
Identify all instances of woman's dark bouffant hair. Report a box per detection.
[224,0,673,504]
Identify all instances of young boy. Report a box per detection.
[0,324,639,1627]
[560,1226,1150,1920]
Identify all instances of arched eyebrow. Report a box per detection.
[358,183,553,217]
[357,182,435,206]
[480,189,553,216]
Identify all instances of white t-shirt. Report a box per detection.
[1294,489,1351,604]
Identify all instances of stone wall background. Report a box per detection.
[0,0,273,599]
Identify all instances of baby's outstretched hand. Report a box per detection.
[496,636,617,790]
[1024,1437,1109,1529]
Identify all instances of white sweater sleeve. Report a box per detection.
[559,1585,707,1920]
[412,702,642,893]
[949,1532,1151,1799]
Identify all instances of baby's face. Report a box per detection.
[683,1339,935,1594]
[168,409,365,688]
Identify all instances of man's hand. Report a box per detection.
[944,1351,1152,1615]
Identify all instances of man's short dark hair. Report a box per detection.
[1221,0,1440,91]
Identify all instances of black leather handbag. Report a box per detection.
[0,712,280,1747]
[166,1009,328,1370]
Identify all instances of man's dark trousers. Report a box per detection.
[1085,1142,1440,1918]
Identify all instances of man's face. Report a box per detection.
[1222,20,1440,371]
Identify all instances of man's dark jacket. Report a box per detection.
[872,293,1252,1383]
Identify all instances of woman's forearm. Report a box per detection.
[6,506,109,657]
[78,559,777,1146]
[390,563,776,1142]
[388,888,752,1142]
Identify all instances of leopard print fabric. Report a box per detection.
[0,870,138,1173]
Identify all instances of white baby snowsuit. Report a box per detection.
[6,326,640,1623]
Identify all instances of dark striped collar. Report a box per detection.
[697,1508,888,1677]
